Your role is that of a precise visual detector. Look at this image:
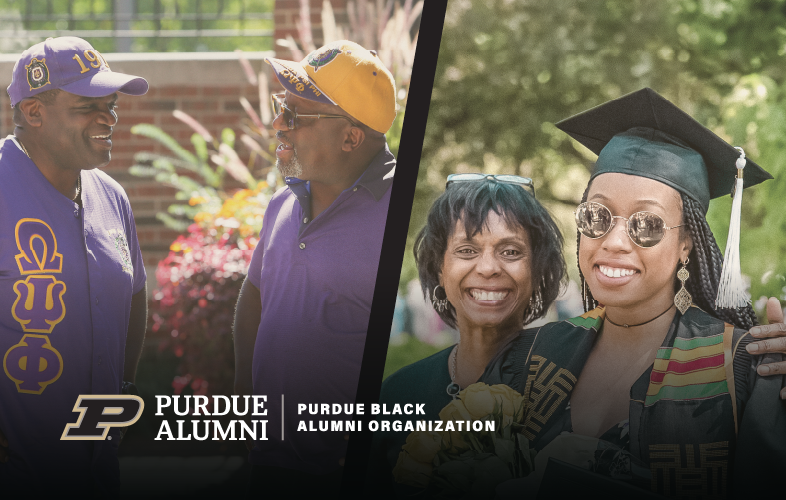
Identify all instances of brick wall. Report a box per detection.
[0,52,271,274]
[0,0,347,279]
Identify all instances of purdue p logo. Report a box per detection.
[61,395,144,440]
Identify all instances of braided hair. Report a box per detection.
[577,187,758,330]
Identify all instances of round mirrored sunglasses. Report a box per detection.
[574,201,683,248]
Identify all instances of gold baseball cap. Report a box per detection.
[265,40,397,134]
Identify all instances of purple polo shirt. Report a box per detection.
[0,138,145,488]
[248,144,395,473]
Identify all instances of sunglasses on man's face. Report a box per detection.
[445,173,535,195]
[574,201,683,248]
[270,93,359,130]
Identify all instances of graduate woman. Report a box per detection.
[485,88,786,498]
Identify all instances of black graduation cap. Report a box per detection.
[555,87,772,213]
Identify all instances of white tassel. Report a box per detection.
[716,147,749,309]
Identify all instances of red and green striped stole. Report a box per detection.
[646,332,727,406]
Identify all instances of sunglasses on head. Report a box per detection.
[574,201,683,248]
[270,93,359,130]
[445,173,535,195]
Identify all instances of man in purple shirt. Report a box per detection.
[0,37,148,494]
[233,40,397,495]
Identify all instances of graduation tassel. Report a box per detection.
[716,147,749,309]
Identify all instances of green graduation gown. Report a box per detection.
[482,306,786,498]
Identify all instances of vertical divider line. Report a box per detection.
[340,0,449,495]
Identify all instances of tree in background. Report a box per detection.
[405,0,786,315]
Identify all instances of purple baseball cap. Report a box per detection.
[7,37,148,107]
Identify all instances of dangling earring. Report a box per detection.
[674,257,692,314]
[529,290,543,318]
[432,285,449,313]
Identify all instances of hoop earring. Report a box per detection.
[432,285,449,313]
[674,257,692,314]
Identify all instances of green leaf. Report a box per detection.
[151,158,176,173]
[155,212,190,232]
[191,133,209,163]
[221,128,236,148]
[167,204,192,216]
[128,165,159,178]
[131,123,199,165]
[132,152,199,172]
[493,436,515,466]
[466,432,485,453]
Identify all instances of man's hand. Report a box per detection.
[117,286,147,448]
[0,427,7,463]
[746,297,786,399]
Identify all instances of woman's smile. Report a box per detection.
[597,265,636,278]
[467,288,510,302]
[592,260,640,288]
[442,212,533,331]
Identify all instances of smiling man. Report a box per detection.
[0,37,148,494]
[232,40,396,495]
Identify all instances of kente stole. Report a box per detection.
[517,307,739,498]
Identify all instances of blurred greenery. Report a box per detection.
[403,0,786,321]
[383,336,447,381]
[0,0,274,53]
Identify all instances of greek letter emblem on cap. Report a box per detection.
[307,48,342,72]
[26,57,51,91]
